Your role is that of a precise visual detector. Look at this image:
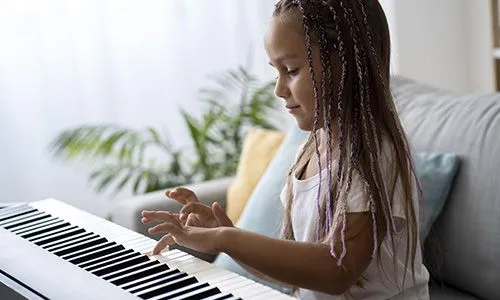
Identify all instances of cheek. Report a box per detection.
[294,75,316,111]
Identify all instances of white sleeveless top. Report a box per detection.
[280,145,430,300]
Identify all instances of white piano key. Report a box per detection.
[0,211,44,226]
[30,226,82,243]
[82,251,138,271]
[118,269,177,290]
[232,283,270,298]
[59,240,114,259]
[67,243,129,265]
[15,219,64,235]
[121,269,183,291]
[88,253,148,274]
[76,248,133,268]
[147,281,207,300]
[132,274,194,296]
[101,259,157,280]
[168,284,220,300]
[43,232,94,251]
[9,216,58,233]
[107,261,167,283]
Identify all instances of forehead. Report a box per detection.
[264,15,306,62]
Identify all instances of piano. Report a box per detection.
[0,198,295,300]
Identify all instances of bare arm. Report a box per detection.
[218,212,385,295]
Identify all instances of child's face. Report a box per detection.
[264,15,322,131]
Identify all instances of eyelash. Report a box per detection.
[275,68,299,79]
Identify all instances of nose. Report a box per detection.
[274,77,290,100]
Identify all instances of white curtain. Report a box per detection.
[0,0,277,217]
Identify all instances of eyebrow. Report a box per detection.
[268,53,300,66]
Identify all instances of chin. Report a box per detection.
[295,119,313,132]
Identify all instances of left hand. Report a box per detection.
[142,210,225,255]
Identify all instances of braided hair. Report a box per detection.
[274,0,420,293]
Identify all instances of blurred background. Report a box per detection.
[0,0,495,218]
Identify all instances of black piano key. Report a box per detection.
[44,233,95,251]
[207,295,234,300]
[110,263,170,286]
[61,240,115,260]
[27,224,76,242]
[52,236,107,256]
[92,255,150,277]
[70,244,127,265]
[21,222,70,239]
[77,248,132,268]
[102,260,159,281]
[139,279,204,300]
[129,274,192,295]
[34,228,85,246]
[177,286,221,300]
[11,217,59,234]
[85,251,139,271]
[0,211,43,227]
[4,214,51,230]
[120,269,182,291]
[0,208,36,222]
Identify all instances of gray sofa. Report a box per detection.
[110,77,500,299]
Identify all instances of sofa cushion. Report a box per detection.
[429,283,481,300]
[226,128,285,223]
[391,76,500,300]
[214,124,308,293]
[414,152,460,242]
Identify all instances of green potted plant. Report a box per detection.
[50,66,278,196]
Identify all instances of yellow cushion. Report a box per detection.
[226,128,285,223]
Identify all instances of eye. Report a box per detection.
[287,68,299,76]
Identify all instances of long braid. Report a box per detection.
[308,1,335,238]
[297,0,324,241]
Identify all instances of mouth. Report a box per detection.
[285,105,300,110]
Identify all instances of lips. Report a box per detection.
[286,105,300,109]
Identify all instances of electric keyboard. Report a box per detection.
[0,198,295,300]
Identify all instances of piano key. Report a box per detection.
[168,284,221,300]
[33,227,85,246]
[126,271,189,294]
[91,255,150,277]
[133,276,199,298]
[53,236,108,256]
[61,240,116,260]
[70,244,127,266]
[201,294,234,300]
[41,230,94,249]
[102,260,159,281]
[1,212,49,229]
[18,220,67,238]
[76,247,132,267]
[110,262,170,286]
[26,224,76,242]
[0,210,43,226]
[147,281,210,300]
[84,251,140,271]
[0,208,36,222]
[10,216,60,234]
[0,203,27,215]
[120,269,182,291]
[230,283,269,299]
[44,232,96,251]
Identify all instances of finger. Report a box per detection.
[180,202,210,217]
[148,221,183,235]
[212,202,233,227]
[185,213,200,226]
[152,234,175,255]
[170,187,199,204]
[141,211,181,225]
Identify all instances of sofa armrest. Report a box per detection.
[109,176,234,235]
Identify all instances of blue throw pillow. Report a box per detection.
[413,152,460,242]
[215,125,459,292]
[214,125,308,293]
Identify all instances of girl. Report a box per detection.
[141,0,430,299]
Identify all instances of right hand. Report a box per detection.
[165,187,233,228]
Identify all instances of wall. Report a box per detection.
[390,0,494,93]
